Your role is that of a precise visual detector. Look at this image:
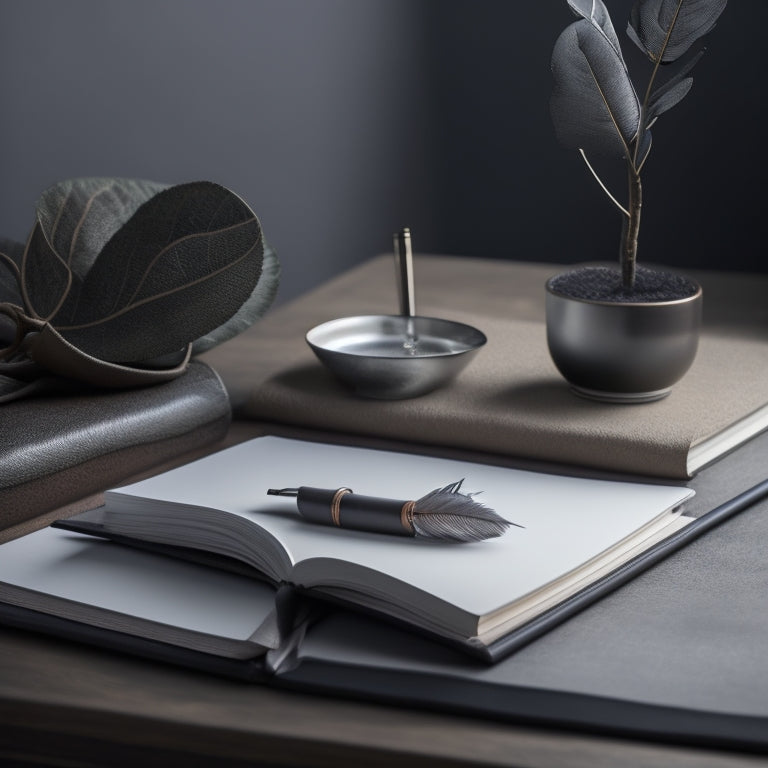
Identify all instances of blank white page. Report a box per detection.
[106,437,693,617]
[0,527,275,641]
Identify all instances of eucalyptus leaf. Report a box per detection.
[648,78,693,123]
[35,177,168,280]
[567,0,622,55]
[627,0,727,63]
[646,49,704,123]
[551,19,640,157]
[53,181,264,363]
[192,238,280,355]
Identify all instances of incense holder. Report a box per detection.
[306,314,486,399]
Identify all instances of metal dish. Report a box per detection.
[306,313,486,399]
[305,228,486,399]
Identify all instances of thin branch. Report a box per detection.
[636,146,651,174]
[579,150,629,217]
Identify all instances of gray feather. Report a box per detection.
[411,480,517,542]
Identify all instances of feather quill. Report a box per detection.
[408,480,518,542]
[268,480,521,543]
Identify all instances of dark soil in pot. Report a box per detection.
[548,266,699,304]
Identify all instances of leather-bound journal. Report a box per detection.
[200,255,768,479]
[0,360,230,534]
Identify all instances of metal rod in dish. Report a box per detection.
[305,229,487,399]
[394,227,417,353]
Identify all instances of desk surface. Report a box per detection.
[0,619,764,768]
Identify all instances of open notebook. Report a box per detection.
[3,436,692,660]
[4,432,768,751]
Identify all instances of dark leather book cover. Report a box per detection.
[0,360,230,532]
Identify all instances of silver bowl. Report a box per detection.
[306,314,486,399]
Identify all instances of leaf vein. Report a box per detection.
[58,237,259,332]
[125,216,257,307]
[583,56,635,164]
[68,184,114,267]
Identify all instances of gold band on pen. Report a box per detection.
[331,487,352,526]
[400,500,416,534]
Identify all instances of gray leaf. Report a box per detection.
[646,49,704,122]
[36,177,168,280]
[628,0,727,63]
[55,181,264,363]
[20,322,193,390]
[551,20,641,158]
[567,0,622,54]
[192,238,280,355]
[648,77,694,122]
[20,223,72,320]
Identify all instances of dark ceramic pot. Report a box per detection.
[545,267,702,403]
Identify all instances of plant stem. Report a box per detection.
[620,0,681,291]
[621,164,642,291]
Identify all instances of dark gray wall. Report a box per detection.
[0,0,436,303]
[1,1,764,308]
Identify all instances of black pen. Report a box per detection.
[268,480,521,542]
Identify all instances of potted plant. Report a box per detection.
[546,0,727,402]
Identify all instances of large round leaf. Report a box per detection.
[53,181,265,363]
